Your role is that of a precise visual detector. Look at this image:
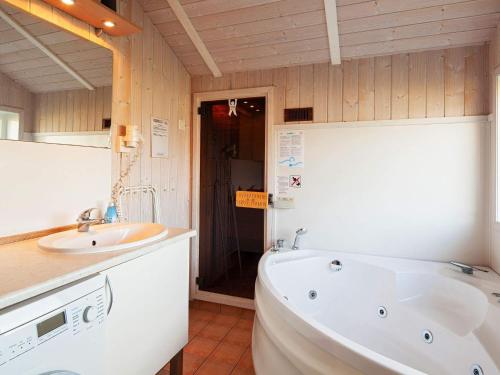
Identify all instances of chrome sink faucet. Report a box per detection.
[292,228,307,250]
[449,261,488,275]
[77,208,104,232]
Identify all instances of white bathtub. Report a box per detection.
[253,250,500,375]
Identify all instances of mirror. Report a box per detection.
[0,3,113,148]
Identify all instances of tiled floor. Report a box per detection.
[157,300,256,375]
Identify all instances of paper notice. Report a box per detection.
[276,175,290,196]
[235,191,269,209]
[278,130,304,168]
[151,117,169,158]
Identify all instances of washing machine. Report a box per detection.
[0,274,107,375]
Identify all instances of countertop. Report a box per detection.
[0,227,196,311]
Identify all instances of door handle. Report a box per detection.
[105,275,114,315]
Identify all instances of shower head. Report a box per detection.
[296,228,307,235]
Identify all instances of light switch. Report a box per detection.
[178,119,186,130]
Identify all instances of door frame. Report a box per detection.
[191,86,275,308]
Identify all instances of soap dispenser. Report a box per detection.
[104,201,118,223]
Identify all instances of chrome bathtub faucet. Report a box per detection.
[77,208,104,232]
[277,239,285,249]
[292,228,307,250]
[449,261,488,275]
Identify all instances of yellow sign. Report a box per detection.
[235,191,269,209]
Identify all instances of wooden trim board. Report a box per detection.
[274,115,490,130]
[166,0,221,77]
[0,224,77,246]
[193,290,255,310]
[324,0,341,65]
[42,0,142,36]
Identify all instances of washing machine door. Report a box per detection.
[39,372,80,375]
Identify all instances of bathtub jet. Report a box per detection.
[252,249,500,375]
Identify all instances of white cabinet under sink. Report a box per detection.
[101,238,190,375]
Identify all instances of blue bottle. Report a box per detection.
[104,202,118,223]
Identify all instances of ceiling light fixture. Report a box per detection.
[243,101,248,104]
[256,109,261,112]
[103,20,115,28]
[250,105,254,108]
[61,0,75,5]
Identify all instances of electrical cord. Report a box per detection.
[111,137,143,222]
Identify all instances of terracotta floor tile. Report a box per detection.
[157,365,170,375]
[239,347,254,367]
[182,352,206,375]
[212,313,239,327]
[231,347,255,375]
[234,318,254,331]
[190,309,217,323]
[240,309,255,321]
[220,304,244,317]
[194,300,222,313]
[171,301,256,375]
[185,336,219,358]
[189,319,209,340]
[195,359,234,375]
[231,367,256,375]
[198,323,232,341]
[209,342,246,366]
[223,327,252,347]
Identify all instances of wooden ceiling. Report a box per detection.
[139,0,500,76]
[0,3,113,93]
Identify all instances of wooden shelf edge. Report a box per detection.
[42,0,142,37]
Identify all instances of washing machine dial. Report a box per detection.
[83,305,97,323]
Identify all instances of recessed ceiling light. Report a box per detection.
[243,101,248,104]
[250,105,254,108]
[256,109,261,112]
[103,20,115,28]
[61,0,74,5]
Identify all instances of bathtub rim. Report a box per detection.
[255,248,498,375]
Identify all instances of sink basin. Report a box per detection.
[38,223,168,254]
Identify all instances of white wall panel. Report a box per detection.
[0,140,110,236]
[274,116,490,264]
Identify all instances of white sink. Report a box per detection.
[38,223,168,254]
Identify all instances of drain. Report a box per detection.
[308,290,317,300]
[470,364,484,375]
[330,260,342,272]
[377,306,387,318]
[422,330,433,344]
[91,240,97,246]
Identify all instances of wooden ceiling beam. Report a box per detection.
[324,0,341,65]
[165,0,222,77]
[0,7,95,90]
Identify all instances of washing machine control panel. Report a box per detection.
[0,283,106,367]
[68,290,105,337]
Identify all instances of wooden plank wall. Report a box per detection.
[32,87,112,133]
[490,23,500,274]
[121,0,191,226]
[491,25,500,113]
[192,45,490,124]
[490,24,500,273]
[0,70,34,132]
[3,0,192,228]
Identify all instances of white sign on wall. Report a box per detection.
[151,117,169,158]
[278,130,304,168]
